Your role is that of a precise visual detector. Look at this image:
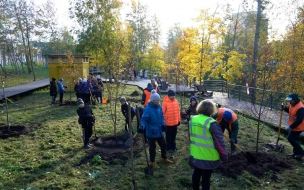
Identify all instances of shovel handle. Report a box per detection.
[222,133,243,152]
[278,109,283,138]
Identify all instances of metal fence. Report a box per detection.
[204,80,293,111]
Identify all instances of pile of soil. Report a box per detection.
[217,152,295,179]
[0,125,31,139]
[58,100,77,106]
[130,91,140,96]
[77,134,144,166]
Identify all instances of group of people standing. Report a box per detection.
[138,80,241,190]
[50,77,66,104]
[139,69,148,79]
[74,75,104,105]
[73,74,304,190]
[49,75,103,105]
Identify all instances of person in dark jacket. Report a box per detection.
[79,78,93,104]
[212,108,239,156]
[120,97,148,144]
[189,100,228,190]
[57,78,66,104]
[282,93,304,159]
[141,83,154,106]
[50,77,57,104]
[139,92,173,169]
[74,78,82,100]
[186,96,198,140]
[186,96,198,121]
[76,98,95,149]
[95,75,104,104]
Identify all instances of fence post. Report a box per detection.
[221,80,224,93]
[238,85,241,101]
[270,91,273,110]
[227,82,230,98]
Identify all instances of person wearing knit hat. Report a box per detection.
[212,108,239,156]
[162,89,181,153]
[141,82,154,106]
[139,91,173,168]
[281,93,304,159]
[76,98,95,149]
[150,91,161,103]
[50,77,57,104]
[119,97,129,131]
[185,96,198,140]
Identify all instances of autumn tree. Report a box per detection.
[72,0,133,138]
[126,0,153,69]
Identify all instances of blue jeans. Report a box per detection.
[287,131,304,154]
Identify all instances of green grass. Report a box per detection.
[1,66,49,88]
[0,85,303,190]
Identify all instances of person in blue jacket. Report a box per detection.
[79,78,92,104]
[57,78,66,104]
[139,91,173,168]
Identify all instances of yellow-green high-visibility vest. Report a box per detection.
[189,115,220,161]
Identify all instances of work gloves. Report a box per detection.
[286,126,291,131]
[177,122,180,126]
[162,125,167,132]
[137,128,144,133]
[281,103,285,110]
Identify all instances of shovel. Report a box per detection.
[125,132,138,148]
[264,105,285,152]
[223,133,257,163]
[276,108,283,146]
[136,106,153,175]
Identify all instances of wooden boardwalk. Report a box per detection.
[0,78,50,100]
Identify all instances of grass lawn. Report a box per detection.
[0,85,303,190]
[1,66,49,88]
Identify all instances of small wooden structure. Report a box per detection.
[47,54,90,91]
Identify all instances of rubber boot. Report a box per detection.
[162,158,174,164]
[231,143,236,156]
[149,161,159,169]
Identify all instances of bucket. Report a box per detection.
[102,98,108,104]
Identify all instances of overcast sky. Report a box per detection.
[36,0,304,44]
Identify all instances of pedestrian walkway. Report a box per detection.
[203,92,295,133]
[0,78,50,100]
[108,77,197,95]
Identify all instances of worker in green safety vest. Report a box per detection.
[189,99,228,190]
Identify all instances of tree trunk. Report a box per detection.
[250,0,262,104]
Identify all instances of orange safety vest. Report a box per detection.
[143,89,152,106]
[288,102,304,131]
[216,108,237,131]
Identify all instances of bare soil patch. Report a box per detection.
[218,152,296,180]
[0,125,31,139]
[77,134,144,166]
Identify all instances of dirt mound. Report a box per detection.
[58,100,77,106]
[217,152,295,179]
[130,91,140,96]
[0,125,31,139]
[77,134,144,166]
